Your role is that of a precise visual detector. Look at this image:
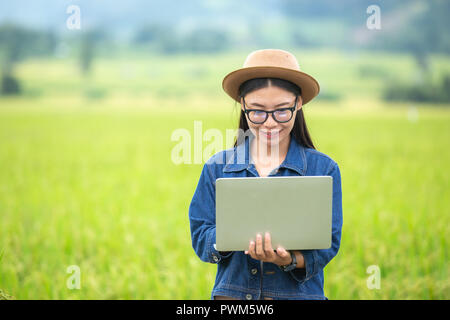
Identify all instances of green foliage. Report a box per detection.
[134,25,231,54]
[0,102,448,299]
[0,23,56,65]
[0,72,21,95]
[0,289,15,300]
[383,75,450,103]
[183,28,230,53]
[0,23,57,96]
[0,51,448,299]
[133,24,173,45]
[78,30,105,76]
[2,1,450,56]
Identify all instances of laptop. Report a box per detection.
[215,176,333,251]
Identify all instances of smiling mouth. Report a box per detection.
[260,129,282,139]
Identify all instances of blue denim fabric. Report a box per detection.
[188,132,343,300]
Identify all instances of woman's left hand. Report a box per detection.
[244,232,292,267]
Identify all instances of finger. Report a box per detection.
[276,246,290,259]
[255,233,265,258]
[249,240,255,254]
[276,247,291,265]
[248,240,256,259]
[245,240,252,255]
[264,232,276,259]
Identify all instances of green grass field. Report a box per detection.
[0,50,449,299]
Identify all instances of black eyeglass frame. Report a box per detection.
[242,95,298,124]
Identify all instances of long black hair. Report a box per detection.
[233,77,316,149]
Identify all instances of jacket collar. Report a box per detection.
[223,132,307,175]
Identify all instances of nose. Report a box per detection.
[263,113,278,128]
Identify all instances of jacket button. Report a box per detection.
[212,255,219,262]
[245,294,252,300]
[251,268,258,275]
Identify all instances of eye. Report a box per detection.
[273,108,293,122]
[247,110,267,123]
[274,109,289,116]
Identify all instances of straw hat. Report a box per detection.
[222,49,320,105]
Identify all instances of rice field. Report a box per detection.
[0,50,449,299]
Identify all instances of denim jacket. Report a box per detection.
[189,132,343,300]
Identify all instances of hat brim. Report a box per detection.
[222,66,320,105]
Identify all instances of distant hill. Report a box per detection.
[1,0,448,53]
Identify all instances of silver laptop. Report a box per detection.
[215,176,333,251]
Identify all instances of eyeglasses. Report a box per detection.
[243,96,298,124]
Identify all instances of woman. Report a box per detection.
[189,49,343,300]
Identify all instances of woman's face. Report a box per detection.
[241,85,302,147]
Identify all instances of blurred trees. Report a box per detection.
[78,29,108,77]
[384,75,450,104]
[1,0,449,103]
[79,33,94,76]
[0,23,56,95]
[134,24,230,54]
[0,22,107,95]
[1,74,21,95]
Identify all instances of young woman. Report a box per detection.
[189,49,343,300]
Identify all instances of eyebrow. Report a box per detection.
[247,101,292,108]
